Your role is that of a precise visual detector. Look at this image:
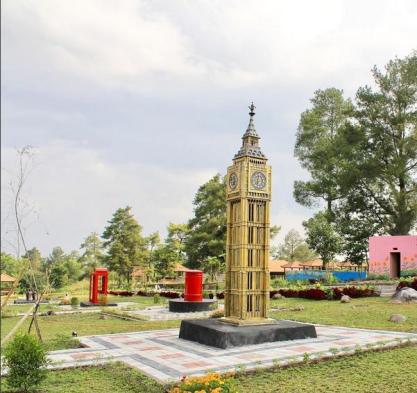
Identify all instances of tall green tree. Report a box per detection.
[153,224,189,279]
[0,252,20,276]
[185,174,227,269]
[102,207,146,284]
[79,232,104,274]
[272,229,316,261]
[144,231,160,282]
[303,212,342,268]
[166,223,189,264]
[341,53,417,235]
[22,248,42,271]
[294,88,353,215]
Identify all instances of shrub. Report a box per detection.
[169,373,236,393]
[366,273,390,281]
[153,294,160,304]
[332,286,376,299]
[298,288,327,300]
[70,297,79,307]
[159,291,181,299]
[3,333,48,392]
[271,277,289,288]
[400,269,417,278]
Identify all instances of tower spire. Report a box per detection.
[234,102,266,159]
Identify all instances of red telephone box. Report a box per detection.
[89,267,109,304]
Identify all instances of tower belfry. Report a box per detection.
[224,103,272,325]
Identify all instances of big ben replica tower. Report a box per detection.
[224,102,272,325]
[179,104,317,348]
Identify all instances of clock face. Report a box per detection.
[251,171,266,190]
[229,172,238,190]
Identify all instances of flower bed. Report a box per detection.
[168,373,236,393]
[269,286,376,300]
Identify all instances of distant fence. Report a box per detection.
[285,270,367,282]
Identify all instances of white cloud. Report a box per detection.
[1,142,215,254]
[3,0,416,93]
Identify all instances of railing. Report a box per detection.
[285,270,367,282]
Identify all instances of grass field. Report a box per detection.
[1,312,180,350]
[1,345,416,393]
[2,296,416,351]
[269,296,417,332]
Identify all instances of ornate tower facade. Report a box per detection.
[224,103,271,325]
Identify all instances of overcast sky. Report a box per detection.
[2,0,417,257]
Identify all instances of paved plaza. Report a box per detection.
[48,323,417,383]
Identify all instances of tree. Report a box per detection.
[152,224,189,279]
[166,223,189,264]
[62,250,82,282]
[341,53,417,235]
[185,174,227,269]
[303,212,342,268]
[153,244,178,279]
[102,207,146,284]
[294,88,353,215]
[0,252,20,276]
[22,248,42,271]
[143,231,160,282]
[269,225,281,240]
[335,204,381,266]
[272,229,316,261]
[79,232,104,274]
[203,255,225,282]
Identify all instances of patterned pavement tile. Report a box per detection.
[35,325,417,383]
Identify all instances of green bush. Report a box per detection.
[323,272,338,285]
[70,297,80,307]
[400,269,417,278]
[366,273,390,281]
[272,277,289,288]
[3,333,48,392]
[153,294,160,304]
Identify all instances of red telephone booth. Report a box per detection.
[89,267,109,304]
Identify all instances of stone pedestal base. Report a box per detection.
[80,301,117,307]
[179,318,317,349]
[168,298,217,313]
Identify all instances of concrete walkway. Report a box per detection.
[44,324,417,383]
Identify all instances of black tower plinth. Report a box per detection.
[179,319,317,349]
[168,299,217,313]
[80,301,117,307]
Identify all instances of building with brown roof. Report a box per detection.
[268,259,287,277]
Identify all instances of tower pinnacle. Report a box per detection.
[234,102,266,159]
[249,101,256,117]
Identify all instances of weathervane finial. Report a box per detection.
[249,101,256,117]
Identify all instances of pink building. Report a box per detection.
[368,235,417,278]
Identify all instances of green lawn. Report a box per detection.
[3,294,163,315]
[235,344,417,393]
[1,312,180,350]
[2,296,415,352]
[269,296,417,332]
[1,345,416,393]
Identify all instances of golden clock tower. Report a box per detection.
[224,103,272,325]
